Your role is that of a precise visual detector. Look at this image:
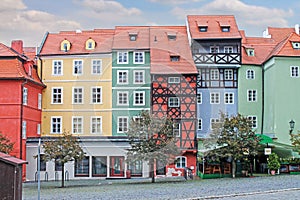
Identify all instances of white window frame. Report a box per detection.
[210,69,219,80]
[247,90,257,102]
[173,123,180,137]
[117,116,128,133]
[51,116,62,134]
[117,91,129,106]
[210,118,220,130]
[133,51,145,64]
[133,70,145,84]
[117,70,128,84]
[197,118,202,130]
[37,123,41,135]
[248,116,257,129]
[72,116,83,134]
[224,69,233,80]
[168,97,180,107]
[91,59,102,75]
[51,87,63,104]
[246,69,255,79]
[168,77,180,83]
[290,66,299,78]
[133,91,145,106]
[38,93,42,109]
[224,92,234,104]
[52,60,63,75]
[22,121,26,139]
[23,87,28,105]
[91,116,102,134]
[210,92,220,104]
[224,46,233,53]
[197,93,202,104]
[73,87,84,104]
[175,156,187,168]
[117,51,128,64]
[210,46,219,53]
[91,87,102,104]
[73,60,83,75]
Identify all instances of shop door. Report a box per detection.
[110,156,124,177]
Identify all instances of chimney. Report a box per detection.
[295,24,299,35]
[11,40,23,54]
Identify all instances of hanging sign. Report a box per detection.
[264,148,272,155]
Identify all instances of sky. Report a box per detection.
[0,0,299,47]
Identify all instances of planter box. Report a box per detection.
[198,172,223,179]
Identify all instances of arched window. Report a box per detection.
[175,156,187,168]
[60,39,71,52]
[85,38,96,50]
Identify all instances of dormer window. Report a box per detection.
[246,48,255,56]
[198,26,208,32]
[197,20,208,32]
[85,38,96,50]
[292,42,300,49]
[60,39,71,52]
[167,33,176,41]
[129,33,137,41]
[170,55,180,62]
[221,26,230,32]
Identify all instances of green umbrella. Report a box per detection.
[255,134,273,144]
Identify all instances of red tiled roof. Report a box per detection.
[112,26,150,50]
[39,29,115,55]
[267,27,295,42]
[187,15,242,39]
[0,43,19,57]
[150,26,197,74]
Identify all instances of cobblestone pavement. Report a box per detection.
[23,175,300,200]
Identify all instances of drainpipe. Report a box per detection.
[261,65,265,135]
[20,79,27,159]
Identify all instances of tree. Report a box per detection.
[126,110,180,183]
[203,113,260,178]
[290,130,300,153]
[0,132,14,154]
[43,132,85,187]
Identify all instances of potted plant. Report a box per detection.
[267,153,280,175]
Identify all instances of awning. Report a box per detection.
[269,141,300,158]
[256,134,273,144]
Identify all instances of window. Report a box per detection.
[173,123,180,137]
[85,38,95,50]
[134,70,145,84]
[23,87,28,105]
[248,116,257,128]
[92,156,107,177]
[168,77,180,83]
[198,26,207,32]
[38,93,42,109]
[133,91,145,106]
[247,90,257,102]
[246,48,255,56]
[224,69,233,80]
[175,156,186,168]
[55,160,62,171]
[91,87,102,104]
[167,34,176,41]
[117,52,128,64]
[210,92,220,104]
[210,69,219,80]
[129,34,137,41]
[134,52,144,64]
[52,60,63,75]
[91,59,102,75]
[170,56,180,62]
[73,60,83,75]
[221,26,230,32]
[72,87,83,104]
[38,155,46,171]
[168,97,180,107]
[22,121,26,139]
[75,156,89,177]
[246,70,255,79]
[117,92,128,105]
[197,119,202,130]
[72,117,83,134]
[52,87,63,104]
[91,117,102,134]
[224,92,234,104]
[37,124,41,135]
[60,39,71,52]
[128,160,142,176]
[211,118,220,130]
[292,42,300,49]
[197,93,202,104]
[118,117,128,133]
[290,66,299,77]
[51,117,62,134]
[224,46,233,53]
[117,70,128,84]
[210,46,219,53]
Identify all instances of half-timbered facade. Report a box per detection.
[150,26,198,176]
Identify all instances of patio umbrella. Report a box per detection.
[255,134,273,144]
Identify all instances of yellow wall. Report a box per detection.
[40,55,112,136]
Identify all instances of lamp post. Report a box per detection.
[289,120,295,134]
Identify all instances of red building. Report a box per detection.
[150,26,198,176]
[0,41,45,178]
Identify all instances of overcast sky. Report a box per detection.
[0,0,299,47]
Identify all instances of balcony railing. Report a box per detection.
[193,53,241,65]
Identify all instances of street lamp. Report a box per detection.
[289,120,295,134]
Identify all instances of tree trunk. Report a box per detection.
[232,160,236,178]
[61,163,65,188]
[150,159,155,183]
